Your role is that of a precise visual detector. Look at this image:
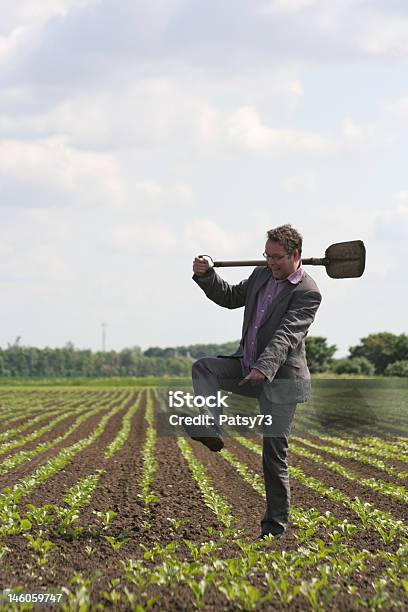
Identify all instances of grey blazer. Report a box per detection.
[193,266,322,403]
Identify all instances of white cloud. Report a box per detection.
[0,137,123,205]
[0,0,99,76]
[258,0,408,59]
[285,80,303,95]
[337,110,406,152]
[0,25,34,63]
[0,0,98,32]
[226,107,273,150]
[0,79,204,149]
[283,173,316,193]
[103,222,178,256]
[385,97,408,122]
[359,13,408,58]
[369,194,408,255]
[197,104,222,142]
[226,106,333,152]
[0,0,407,353]
[175,183,193,202]
[184,220,243,254]
[393,190,408,214]
[0,76,316,156]
[134,180,162,198]
[259,0,320,14]
[1,0,408,97]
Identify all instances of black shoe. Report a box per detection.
[191,432,224,452]
[180,414,224,452]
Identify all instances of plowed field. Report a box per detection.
[0,385,407,611]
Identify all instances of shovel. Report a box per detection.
[200,240,366,279]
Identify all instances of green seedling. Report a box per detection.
[69,570,102,588]
[265,572,301,605]
[104,535,128,551]
[93,510,117,530]
[138,492,160,506]
[24,532,57,566]
[102,589,122,605]
[185,567,216,609]
[25,504,56,528]
[166,517,186,531]
[0,544,11,562]
[140,540,178,562]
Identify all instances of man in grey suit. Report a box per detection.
[188,224,322,539]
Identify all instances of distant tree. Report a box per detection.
[164,357,192,376]
[332,357,375,375]
[349,332,404,374]
[384,360,408,377]
[176,341,241,359]
[77,350,93,377]
[63,343,76,376]
[32,348,52,377]
[144,342,241,359]
[305,336,337,373]
[119,349,135,370]
[144,347,169,358]
[394,334,408,362]
[4,347,29,377]
[7,333,406,379]
[27,347,39,376]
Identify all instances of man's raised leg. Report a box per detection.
[187,357,258,449]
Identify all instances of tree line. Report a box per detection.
[0,332,407,378]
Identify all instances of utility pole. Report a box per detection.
[101,322,107,352]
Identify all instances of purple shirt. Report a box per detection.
[241,264,304,376]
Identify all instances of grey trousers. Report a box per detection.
[192,357,297,536]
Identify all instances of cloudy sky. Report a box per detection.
[1,0,407,357]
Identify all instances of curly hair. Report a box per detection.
[266,224,302,256]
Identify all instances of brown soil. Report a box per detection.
[0,390,407,611]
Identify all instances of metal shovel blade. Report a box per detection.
[324,240,366,279]
[207,239,366,279]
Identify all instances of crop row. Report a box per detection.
[236,436,408,544]
[173,435,408,610]
[0,389,99,423]
[292,435,408,480]
[138,389,159,506]
[0,394,136,537]
[105,390,144,458]
[289,439,408,503]
[318,433,408,464]
[0,402,96,459]
[25,390,144,534]
[220,447,358,544]
[0,390,131,477]
[0,391,102,445]
[97,433,405,611]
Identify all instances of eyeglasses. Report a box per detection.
[262,252,288,262]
